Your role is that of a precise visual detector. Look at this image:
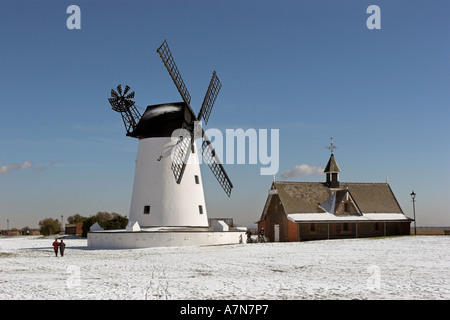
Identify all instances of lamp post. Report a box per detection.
[410,191,416,235]
[61,215,64,235]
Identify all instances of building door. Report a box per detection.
[274,224,280,242]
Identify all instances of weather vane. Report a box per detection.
[326,137,338,154]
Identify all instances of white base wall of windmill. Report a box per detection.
[87,228,246,249]
[129,137,209,228]
[87,136,246,249]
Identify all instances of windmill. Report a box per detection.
[107,40,232,228]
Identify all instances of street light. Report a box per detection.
[410,191,416,235]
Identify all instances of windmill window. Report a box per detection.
[194,175,199,184]
[343,223,349,231]
[143,206,150,214]
[199,205,203,214]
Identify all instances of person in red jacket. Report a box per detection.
[52,239,60,257]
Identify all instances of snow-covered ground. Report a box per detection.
[0,235,448,300]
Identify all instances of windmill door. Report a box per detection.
[274,224,280,242]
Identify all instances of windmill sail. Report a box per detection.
[157,40,192,112]
[201,134,233,197]
[171,132,192,184]
[198,71,222,125]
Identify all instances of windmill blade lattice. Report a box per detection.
[157,40,192,112]
[201,134,233,197]
[198,71,222,125]
[171,131,192,184]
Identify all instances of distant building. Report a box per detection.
[24,229,41,236]
[257,150,412,242]
[0,229,40,236]
[65,223,83,236]
[0,229,21,236]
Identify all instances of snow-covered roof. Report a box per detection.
[259,181,407,222]
[275,181,403,214]
[287,212,412,223]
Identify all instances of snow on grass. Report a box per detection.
[0,235,449,300]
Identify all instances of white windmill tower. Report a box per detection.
[107,40,233,229]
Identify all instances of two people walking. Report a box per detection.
[52,239,66,257]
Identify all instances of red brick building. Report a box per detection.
[65,222,83,236]
[257,152,412,242]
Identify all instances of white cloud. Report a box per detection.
[281,164,324,179]
[0,161,32,175]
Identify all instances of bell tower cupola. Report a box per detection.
[324,137,341,188]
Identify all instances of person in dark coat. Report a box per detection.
[52,239,60,257]
[246,230,252,243]
[59,239,66,257]
[259,228,266,243]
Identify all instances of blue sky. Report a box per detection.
[0,0,449,229]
